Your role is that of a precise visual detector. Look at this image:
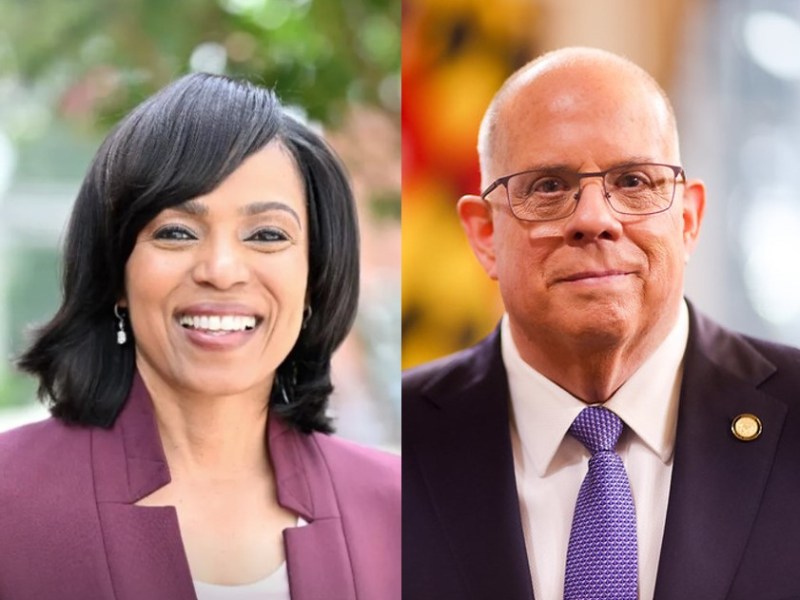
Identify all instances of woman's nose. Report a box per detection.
[191,237,251,289]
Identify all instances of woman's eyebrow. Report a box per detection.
[168,200,301,226]
[172,199,208,216]
[239,201,301,225]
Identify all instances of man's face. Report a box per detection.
[462,65,704,361]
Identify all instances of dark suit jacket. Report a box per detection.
[403,305,800,600]
[0,374,400,600]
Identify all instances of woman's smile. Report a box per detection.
[175,302,265,350]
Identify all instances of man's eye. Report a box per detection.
[154,226,196,241]
[247,228,289,243]
[616,173,650,189]
[532,177,569,194]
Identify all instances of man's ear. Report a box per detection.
[457,195,498,280]
[681,178,706,258]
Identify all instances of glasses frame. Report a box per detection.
[480,162,686,222]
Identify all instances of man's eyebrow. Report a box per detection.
[523,158,660,172]
[239,201,302,226]
[523,163,573,172]
[608,156,659,168]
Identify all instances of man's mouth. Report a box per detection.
[558,270,632,283]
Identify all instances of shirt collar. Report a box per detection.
[502,300,689,476]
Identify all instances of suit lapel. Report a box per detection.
[92,374,196,600]
[415,331,535,600]
[269,417,357,600]
[654,308,786,600]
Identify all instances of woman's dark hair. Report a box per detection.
[17,73,359,434]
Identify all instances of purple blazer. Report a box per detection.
[403,303,800,600]
[0,375,400,600]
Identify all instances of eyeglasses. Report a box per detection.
[480,162,685,222]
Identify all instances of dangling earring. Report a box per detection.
[302,305,313,330]
[277,373,291,404]
[114,304,127,345]
[275,362,298,405]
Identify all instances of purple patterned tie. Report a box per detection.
[564,406,638,600]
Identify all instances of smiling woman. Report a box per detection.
[0,74,399,600]
[123,144,310,419]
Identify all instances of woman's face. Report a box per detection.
[122,142,309,402]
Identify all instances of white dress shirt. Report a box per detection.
[503,301,689,600]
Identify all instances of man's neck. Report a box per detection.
[508,305,681,403]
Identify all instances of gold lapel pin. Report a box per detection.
[731,413,762,442]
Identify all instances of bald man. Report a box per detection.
[403,48,800,600]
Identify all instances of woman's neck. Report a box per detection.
[138,366,273,480]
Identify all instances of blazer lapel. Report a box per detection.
[92,375,358,600]
[414,331,535,600]
[654,308,786,600]
[92,374,196,600]
[269,416,357,600]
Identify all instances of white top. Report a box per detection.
[503,301,689,600]
[194,562,290,600]
[193,517,307,600]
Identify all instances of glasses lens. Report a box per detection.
[604,164,676,214]
[505,170,576,221]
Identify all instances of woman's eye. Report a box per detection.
[154,226,196,241]
[247,228,290,243]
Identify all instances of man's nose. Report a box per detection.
[191,237,251,289]
[563,180,623,243]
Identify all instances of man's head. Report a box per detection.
[458,47,705,393]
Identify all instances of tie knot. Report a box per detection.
[569,406,623,454]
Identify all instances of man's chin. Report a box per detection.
[539,305,636,349]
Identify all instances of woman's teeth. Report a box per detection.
[179,315,257,332]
